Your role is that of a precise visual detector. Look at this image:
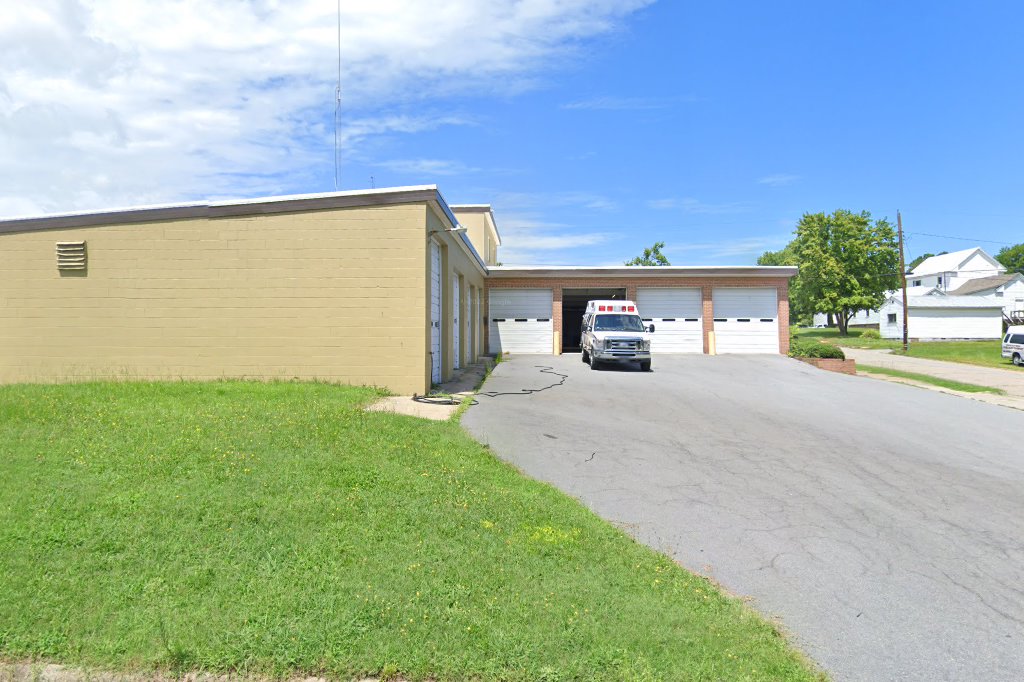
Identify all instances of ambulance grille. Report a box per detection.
[606,338,641,351]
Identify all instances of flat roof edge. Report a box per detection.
[488,265,799,278]
[0,185,441,235]
[449,204,492,211]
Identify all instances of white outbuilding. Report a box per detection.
[879,293,1005,340]
[949,273,1024,322]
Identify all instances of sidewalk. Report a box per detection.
[842,347,1024,410]
[364,358,494,420]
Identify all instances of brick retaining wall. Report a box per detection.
[797,358,857,375]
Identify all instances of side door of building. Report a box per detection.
[581,314,594,360]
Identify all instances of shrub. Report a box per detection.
[815,344,846,359]
[789,338,846,360]
[860,329,881,339]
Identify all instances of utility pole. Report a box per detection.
[897,210,909,352]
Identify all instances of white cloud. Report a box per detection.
[0,0,652,216]
[496,214,611,265]
[561,94,702,110]
[496,190,618,212]
[667,236,790,260]
[374,158,479,176]
[561,95,678,111]
[646,197,748,214]
[757,174,800,187]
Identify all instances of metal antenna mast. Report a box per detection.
[333,0,341,190]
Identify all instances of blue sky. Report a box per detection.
[3,1,1022,266]
[335,1,1024,265]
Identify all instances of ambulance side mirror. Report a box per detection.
[648,324,656,333]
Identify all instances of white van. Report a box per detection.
[1003,325,1024,367]
[580,300,654,371]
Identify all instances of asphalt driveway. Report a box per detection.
[463,354,1024,682]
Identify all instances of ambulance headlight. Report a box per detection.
[641,340,650,351]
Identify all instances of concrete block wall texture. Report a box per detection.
[0,204,435,394]
[485,276,792,355]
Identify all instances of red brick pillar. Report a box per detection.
[701,284,714,354]
[778,283,790,354]
[552,286,563,354]
[482,281,490,355]
[625,283,637,302]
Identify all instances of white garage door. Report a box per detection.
[452,275,461,370]
[430,241,441,383]
[636,288,703,353]
[488,288,553,354]
[713,288,779,354]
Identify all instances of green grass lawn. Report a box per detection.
[0,381,822,682]
[795,328,1018,370]
[857,366,1005,394]
[793,328,899,350]
[902,340,1011,369]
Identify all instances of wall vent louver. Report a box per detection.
[56,241,87,271]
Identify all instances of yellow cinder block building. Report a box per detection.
[0,184,796,394]
[0,186,496,395]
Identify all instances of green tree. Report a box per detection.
[996,242,1024,274]
[792,209,899,336]
[757,244,796,267]
[625,241,671,266]
[757,243,810,324]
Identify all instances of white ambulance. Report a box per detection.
[1003,325,1024,366]
[580,300,654,371]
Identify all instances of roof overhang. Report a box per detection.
[888,297,1005,309]
[488,265,798,279]
[907,303,1005,309]
[426,200,489,277]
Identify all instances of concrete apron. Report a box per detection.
[365,359,495,421]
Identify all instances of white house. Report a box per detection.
[879,291,1005,340]
[812,286,939,327]
[907,247,1006,291]
[813,247,1016,331]
[949,273,1024,323]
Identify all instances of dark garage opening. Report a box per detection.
[561,287,627,352]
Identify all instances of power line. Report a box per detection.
[906,231,1013,246]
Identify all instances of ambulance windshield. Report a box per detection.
[593,314,646,332]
